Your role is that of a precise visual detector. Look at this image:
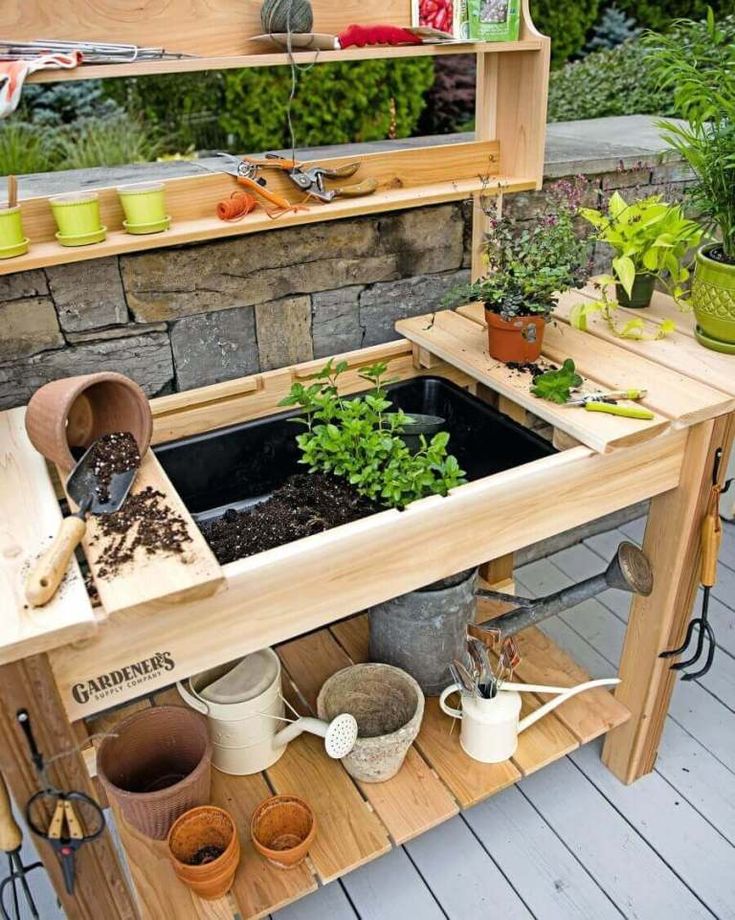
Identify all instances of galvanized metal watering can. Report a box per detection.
[439,677,620,763]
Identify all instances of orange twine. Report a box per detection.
[217,191,259,221]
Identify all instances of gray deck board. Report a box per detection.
[340,847,446,920]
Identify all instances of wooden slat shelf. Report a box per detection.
[81,615,629,920]
[26,40,544,85]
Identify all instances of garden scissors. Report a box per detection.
[16,710,105,896]
[564,388,654,420]
[243,153,378,203]
[197,153,308,215]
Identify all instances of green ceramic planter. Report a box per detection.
[50,193,106,246]
[692,244,735,350]
[0,206,29,259]
[616,273,655,309]
[118,182,169,234]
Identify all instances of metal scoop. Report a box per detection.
[25,438,139,607]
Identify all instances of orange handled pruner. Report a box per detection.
[197,152,308,216]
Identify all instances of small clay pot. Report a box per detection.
[168,806,240,900]
[251,795,316,869]
[25,372,153,472]
[485,310,546,363]
[97,706,212,840]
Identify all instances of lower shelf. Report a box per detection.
[84,617,629,920]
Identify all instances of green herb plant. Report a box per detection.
[279,360,466,510]
[530,359,583,404]
[580,191,703,302]
[570,285,677,340]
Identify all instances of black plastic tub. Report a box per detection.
[154,376,556,526]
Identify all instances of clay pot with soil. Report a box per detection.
[97,706,212,840]
[25,372,152,472]
[250,795,316,869]
[317,664,424,782]
[485,310,546,363]
[167,806,240,899]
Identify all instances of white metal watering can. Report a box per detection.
[439,677,620,764]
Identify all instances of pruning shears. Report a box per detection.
[564,388,654,420]
[196,153,308,215]
[243,153,378,203]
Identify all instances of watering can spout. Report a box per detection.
[515,678,621,733]
[273,714,359,759]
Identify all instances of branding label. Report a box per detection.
[71,651,175,705]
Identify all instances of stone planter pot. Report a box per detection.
[317,664,424,783]
[692,244,735,353]
[368,568,477,695]
[616,273,655,309]
[485,309,545,363]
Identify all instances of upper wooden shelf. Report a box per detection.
[26,39,543,85]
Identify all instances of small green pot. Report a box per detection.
[117,182,169,234]
[615,273,656,309]
[0,206,29,259]
[50,193,106,246]
[692,243,735,351]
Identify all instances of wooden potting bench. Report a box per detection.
[1,1,735,918]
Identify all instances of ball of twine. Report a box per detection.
[261,0,314,34]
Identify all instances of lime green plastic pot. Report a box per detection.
[0,206,28,259]
[692,244,735,350]
[117,182,169,234]
[50,193,105,246]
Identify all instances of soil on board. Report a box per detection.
[505,360,557,378]
[91,486,193,579]
[202,473,381,565]
[87,431,141,503]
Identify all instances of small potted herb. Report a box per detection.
[581,192,703,308]
[444,182,591,362]
[646,13,735,350]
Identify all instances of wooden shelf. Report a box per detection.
[26,40,543,85]
[0,140,530,276]
[81,615,629,920]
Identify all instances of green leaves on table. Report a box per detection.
[530,359,583,404]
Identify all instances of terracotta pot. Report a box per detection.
[251,795,316,869]
[25,372,153,471]
[168,806,240,900]
[485,310,546,363]
[97,706,212,840]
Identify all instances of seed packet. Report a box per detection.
[468,0,520,41]
[412,0,471,41]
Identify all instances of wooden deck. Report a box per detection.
[12,506,735,920]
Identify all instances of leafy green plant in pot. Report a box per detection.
[443,182,592,363]
[646,12,735,351]
[580,192,703,308]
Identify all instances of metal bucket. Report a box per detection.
[368,568,477,696]
[177,648,285,776]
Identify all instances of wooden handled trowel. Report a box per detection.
[25,438,139,607]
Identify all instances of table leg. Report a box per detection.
[0,654,140,919]
[602,415,735,783]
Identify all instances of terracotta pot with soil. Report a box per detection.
[317,663,424,782]
[250,795,316,869]
[97,706,212,840]
[25,372,153,471]
[485,310,545,363]
[167,806,240,899]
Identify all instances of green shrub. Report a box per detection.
[0,123,57,174]
[548,14,735,122]
[54,117,161,170]
[531,0,600,66]
[610,0,735,32]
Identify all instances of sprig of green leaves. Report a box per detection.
[530,359,583,404]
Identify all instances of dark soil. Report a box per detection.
[706,246,735,266]
[202,473,381,565]
[505,360,556,379]
[87,432,141,503]
[91,486,193,578]
[188,844,225,866]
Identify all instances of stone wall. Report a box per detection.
[0,122,692,410]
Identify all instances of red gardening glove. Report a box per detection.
[337,25,423,48]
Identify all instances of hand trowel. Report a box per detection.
[25,438,139,607]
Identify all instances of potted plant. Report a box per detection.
[443,183,591,362]
[580,192,703,308]
[646,12,735,351]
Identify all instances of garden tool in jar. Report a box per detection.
[177,648,358,775]
[660,447,732,678]
[440,676,620,763]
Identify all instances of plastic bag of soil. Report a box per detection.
[468,0,520,41]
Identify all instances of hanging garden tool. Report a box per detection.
[16,711,105,896]
[660,448,733,679]
[0,772,42,920]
